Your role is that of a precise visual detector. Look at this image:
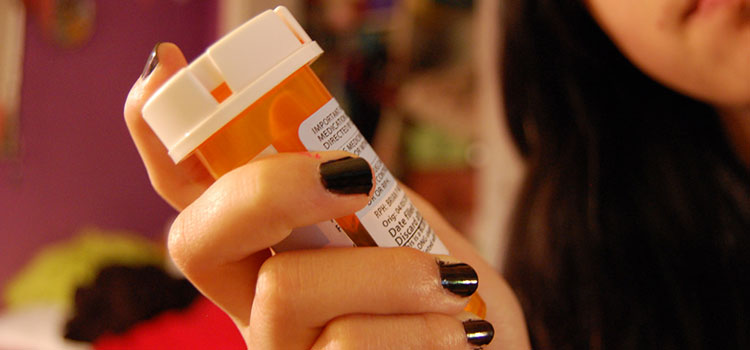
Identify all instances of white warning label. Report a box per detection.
[298,99,449,254]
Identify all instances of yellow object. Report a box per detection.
[3,227,163,310]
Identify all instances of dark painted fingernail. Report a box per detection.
[141,43,162,79]
[464,319,495,348]
[319,157,373,195]
[438,260,478,297]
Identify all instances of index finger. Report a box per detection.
[124,42,214,210]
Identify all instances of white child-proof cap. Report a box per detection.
[142,6,323,163]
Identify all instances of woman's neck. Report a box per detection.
[720,107,750,169]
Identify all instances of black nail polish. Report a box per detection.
[141,43,162,79]
[438,261,478,297]
[464,319,495,348]
[319,157,373,195]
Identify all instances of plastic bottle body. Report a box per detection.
[193,66,329,178]
[193,65,377,246]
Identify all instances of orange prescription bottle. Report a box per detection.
[142,6,484,318]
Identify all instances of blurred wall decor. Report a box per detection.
[218,0,304,36]
[23,0,96,49]
[0,0,25,160]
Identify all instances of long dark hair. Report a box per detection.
[500,1,750,349]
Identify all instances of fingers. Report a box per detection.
[404,186,531,350]
[124,42,213,210]
[246,247,482,349]
[311,314,493,350]
[167,151,373,325]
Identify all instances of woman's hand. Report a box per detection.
[124,43,530,349]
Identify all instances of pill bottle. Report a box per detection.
[142,6,484,318]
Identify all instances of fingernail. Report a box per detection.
[141,42,162,79]
[463,319,495,348]
[438,260,478,297]
[319,157,373,195]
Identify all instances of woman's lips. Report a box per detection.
[697,0,729,12]
[687,0,746,17]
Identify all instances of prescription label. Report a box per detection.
[298,99,449,254]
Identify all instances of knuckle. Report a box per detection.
[151,178,172,202]
[388,246,439,285]
[123,93,140,123]
[166,215,189,271]
[254,253,303,310]
[227,160,293,231]
[315,316,368,350]
[388,246,431,267]
[165,208,209,277]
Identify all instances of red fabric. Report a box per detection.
[93,297,245,350]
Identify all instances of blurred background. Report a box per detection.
[0,0,521,348]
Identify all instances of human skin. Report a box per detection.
[124,43,531,350]
[586,0,750,165]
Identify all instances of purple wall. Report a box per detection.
[0,1,217,295]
